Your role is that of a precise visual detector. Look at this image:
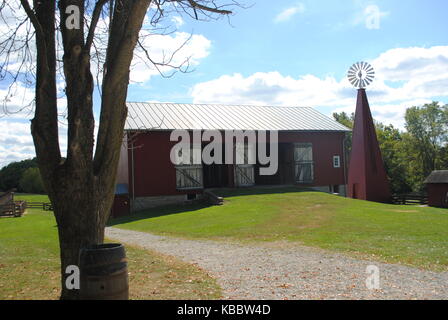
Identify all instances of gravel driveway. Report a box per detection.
[106,227,448,300]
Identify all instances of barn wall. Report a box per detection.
[111,195,130,218]
[130,131,187,197]
[277,132,347,187]
[127,130,347,198]
[116,135,129,185]
[427,184,448,208]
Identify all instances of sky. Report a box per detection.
[1,0,448,168]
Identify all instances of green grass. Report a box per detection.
[110,187,448,271]
[0,194,221,300]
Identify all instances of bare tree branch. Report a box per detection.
[187,0,232,18]
[85,0,109,52]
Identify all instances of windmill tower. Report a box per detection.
[346,62,391,203]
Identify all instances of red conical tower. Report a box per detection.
[347,88,391,203]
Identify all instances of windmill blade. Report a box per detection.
[347,62,375,89]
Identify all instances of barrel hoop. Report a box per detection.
[81,263,128,277]
[80,257,127,269]
[81,269,129,280]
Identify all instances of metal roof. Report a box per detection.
[125,102,350,132]
[424,171,448,184]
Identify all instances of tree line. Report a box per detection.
[334,101,448,194]
[0,158,46,194]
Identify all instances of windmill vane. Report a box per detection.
[347,62,375,89]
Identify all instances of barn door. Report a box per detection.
[234,142,255,187]
[174,145,203,190]
[235,165,255,187]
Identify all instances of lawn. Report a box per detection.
[110,187,448,271]
[0,194,221,300]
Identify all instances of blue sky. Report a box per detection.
[1,0,448,167]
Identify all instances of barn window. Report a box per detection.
[294,143,314,184]
[175,145,203,190]
[333,155,341,168]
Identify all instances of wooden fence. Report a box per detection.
[0,201,26,217]
[26,202,53,211]
[0,191,14,206]
[391,193,428,205]
[1,200,53,218]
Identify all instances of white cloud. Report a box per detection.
[171,16,185,28]
[191,72,350,107]
[130,31,211,83]
[0,119,68,168]
[0,83,35,119]
[274,3,305,23]
[0,121,34,168]
[191,46,448,129]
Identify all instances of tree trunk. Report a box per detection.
[50,165,117,299]
[55,199,103,300]
[14,0,234,301]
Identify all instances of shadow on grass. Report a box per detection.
[107,201,211,226]
[108,186,318,226]
[210,185,317,198]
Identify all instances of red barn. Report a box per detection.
[424,171,448,208]
[115,103,350,213]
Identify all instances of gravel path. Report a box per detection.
[106,227,448,300]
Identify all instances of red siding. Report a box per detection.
[277,132,347,187]
[427,184,448,208]
[128,130,347,197]
[111,195,130,218]
[129,131,179,197]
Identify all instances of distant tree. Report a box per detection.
[404,102,448,190]
[19,167,46,194]
[440,145,448,169]
[375,123,412,194]
[333,112,355,130]
[0,158,38,192]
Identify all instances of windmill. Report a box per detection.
[346,62,391,203]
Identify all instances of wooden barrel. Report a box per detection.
[79,243,129,300]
